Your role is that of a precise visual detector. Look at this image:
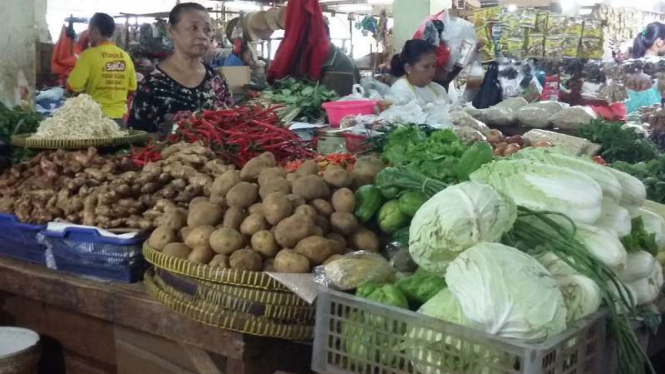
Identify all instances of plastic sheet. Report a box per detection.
[313,251,396,290]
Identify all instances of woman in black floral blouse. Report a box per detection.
[128,3,233,135]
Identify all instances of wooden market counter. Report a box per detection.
[0,256,312,374]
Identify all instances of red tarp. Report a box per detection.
[51,26,89,84]
[267,0,329,81]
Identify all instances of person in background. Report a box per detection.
[631,22,665,58]
[67,13,136,124]
[320,23,361,95]
[389,39,450,105]
[128,2,233,136]
[224,41,254,67]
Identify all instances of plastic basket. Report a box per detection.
[0,213,46,265]
[38,227,147,283]
[323,101,375,127]
[312,288,606,374]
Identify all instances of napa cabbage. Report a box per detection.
[576,224,628,273]
[470,159,603,224]
[513,148,622,203]
[445,243,568,341]
[595,198,632,238]
[556,275,602,322]
[533,253,601,322]
[606,167,647,217]
[409,182,516,274]
[639,207,665,251]
[627,262,664,306]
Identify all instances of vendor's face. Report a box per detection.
[405,52,436,88]
[169,10,212,57]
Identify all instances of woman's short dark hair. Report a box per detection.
[169,2,208,26]
[90,13,115,37]
[390,39,436,77]
[632,22,665,58]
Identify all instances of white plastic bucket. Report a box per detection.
[0,327,40,374]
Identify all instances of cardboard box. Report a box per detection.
[217,66,251,94]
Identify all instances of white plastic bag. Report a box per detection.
[440,13,477,71]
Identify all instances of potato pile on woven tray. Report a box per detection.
[148,152,380,273]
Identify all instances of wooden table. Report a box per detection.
[0,257,312,374]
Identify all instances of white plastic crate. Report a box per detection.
[312,288,606,374]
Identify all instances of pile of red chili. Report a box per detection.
[132,105,315,167]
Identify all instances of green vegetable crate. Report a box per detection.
[312,288,606,374]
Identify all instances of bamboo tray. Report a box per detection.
[145,270,314,340]
[143,243,287,291]
[153,269,315,322]
[12,130,149,149]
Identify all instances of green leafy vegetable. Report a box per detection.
[622,217,658,256]
[381,125,467,183]
[0,103,42,163]
[262,77,338,122]
[613,156,665,205]
[577,119,659,164]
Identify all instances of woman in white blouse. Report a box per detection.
[389,39,451,105]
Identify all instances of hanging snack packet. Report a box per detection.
[472,8,489,28]
[562,36,580,58]
[535,12,548,34]
[545,37,564,58]
[547,15,566,35]
[564,17,584,37]
[527,33,545,57]
[521,8,537,28]
[582,19,603,39]
[579,38,603,59]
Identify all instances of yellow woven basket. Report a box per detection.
[154,268,308,307]
[152,270,315,322]
[145,271,314,340]
[12,130,149,149]
[143,243,287,291]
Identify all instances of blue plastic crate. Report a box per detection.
[38,226,148,283]
[50,254,147,283]
[0,213,46,265]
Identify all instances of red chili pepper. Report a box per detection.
[592,155,607,166]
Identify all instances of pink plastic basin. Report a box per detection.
[322,100,375,127]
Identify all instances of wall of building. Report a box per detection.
[0,0,40,108]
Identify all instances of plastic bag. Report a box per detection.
[439,12,478,71]
[472,62,503,109]
[550,106,597,130]
[313,251,396,290]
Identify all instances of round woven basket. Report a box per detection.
[12,130,149,149]
[145,271,314,340]
[152,270,315,322]
[154,268,307,307]
[143,243,287,291]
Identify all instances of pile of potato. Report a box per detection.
[148,152,381,273]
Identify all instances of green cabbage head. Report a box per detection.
[409,182,516,274]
